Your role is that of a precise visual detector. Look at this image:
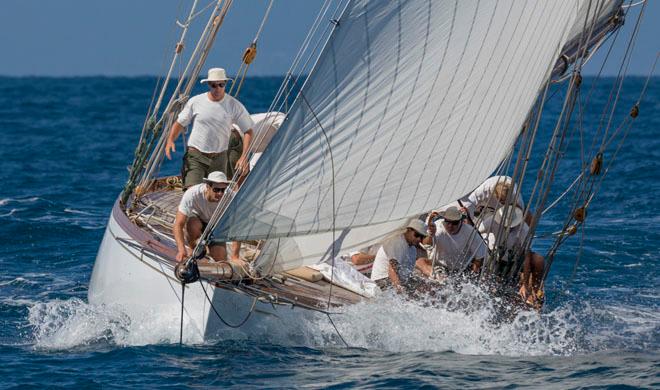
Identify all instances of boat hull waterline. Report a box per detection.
[88,198,308,342]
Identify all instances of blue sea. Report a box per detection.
[0,76,658,388]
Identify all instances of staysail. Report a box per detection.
[210,0,608,270]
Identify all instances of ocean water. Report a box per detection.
[0,75,658,388]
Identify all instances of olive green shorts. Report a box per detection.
[227,130,243,178]
[181,148,229,189]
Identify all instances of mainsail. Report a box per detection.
[210,0,617,271]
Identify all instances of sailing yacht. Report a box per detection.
[88,0,645,341]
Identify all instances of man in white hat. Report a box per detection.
[423,206,487,274]
[478,206,545,304]
[173,171,236,263]
[370,219,433,291]
[165,67,255,188]
[459,175,526,222]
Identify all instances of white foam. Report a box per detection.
[291,284,582,356]
[25,282,653,355]
[0,197,40,206]
[28,298,205,350]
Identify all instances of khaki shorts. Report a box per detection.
[182,148,229,189]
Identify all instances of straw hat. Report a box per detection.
[200,68,232,84]
[494,206,524,228]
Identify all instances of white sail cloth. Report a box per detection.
[213,0,603,270]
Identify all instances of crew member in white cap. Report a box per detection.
[370,219,433,291]
[423,206,487,274]
[173,171,235,263]
[165,67,255,188]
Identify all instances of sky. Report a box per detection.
[0,0,658,77]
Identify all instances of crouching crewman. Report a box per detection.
[370,220,433,293]
[173,171,234,263]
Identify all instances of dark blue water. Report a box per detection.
[0,76,658,388]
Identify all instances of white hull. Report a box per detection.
[88,200,308,341]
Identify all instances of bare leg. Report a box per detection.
[208,243,227,262]
[530,252,545,294]
[230,241,241,262]
[185,217,204,248]
[520,251,545,302]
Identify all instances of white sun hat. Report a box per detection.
[200,68,232,84]
[494,206,524,228]
[202,171,230,185]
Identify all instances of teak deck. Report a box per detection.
[123,178,363,309]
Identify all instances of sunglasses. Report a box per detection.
[444,219,461,226]
[211,186,226,193]
[209,82,226,89]
[413,231,425,239]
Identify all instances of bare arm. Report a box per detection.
[235,129,253,176]
[351,252,375,265]
[422,221,436,245]
[388,259,403,292]
[415,257,433,277]
[173,211,189,261]
[165,122,185,160]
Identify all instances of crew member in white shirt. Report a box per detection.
[478,206,545,304]
[423,206,487,274]
[165,67,255,188]
[173,171,236,263]
[460,175,527,223]
[370,220,432,291]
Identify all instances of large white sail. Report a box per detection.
[213,1,594,251]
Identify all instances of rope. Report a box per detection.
[542,36,652,280]
[179,282,186,345]
[253,0,274,44]
[301,90,351,348]
[542,172,583,215]
[199,280,258,328]
[622,0,646,8]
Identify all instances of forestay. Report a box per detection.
[213,1,590,253]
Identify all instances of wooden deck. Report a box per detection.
[124,177,365,309]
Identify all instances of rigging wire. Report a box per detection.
[301,90,350,349]
[199,281,258,328]
[542,1,651,280]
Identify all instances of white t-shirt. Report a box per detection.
[461,176,524,217]
[478,215,530,251]
[177,93,254,153]
[431,223,487,272]
[370,233,417,282]
[177,183,219,223]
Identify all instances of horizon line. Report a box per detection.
[0,73,657,78]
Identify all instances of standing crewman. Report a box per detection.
[165,67,254,189]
